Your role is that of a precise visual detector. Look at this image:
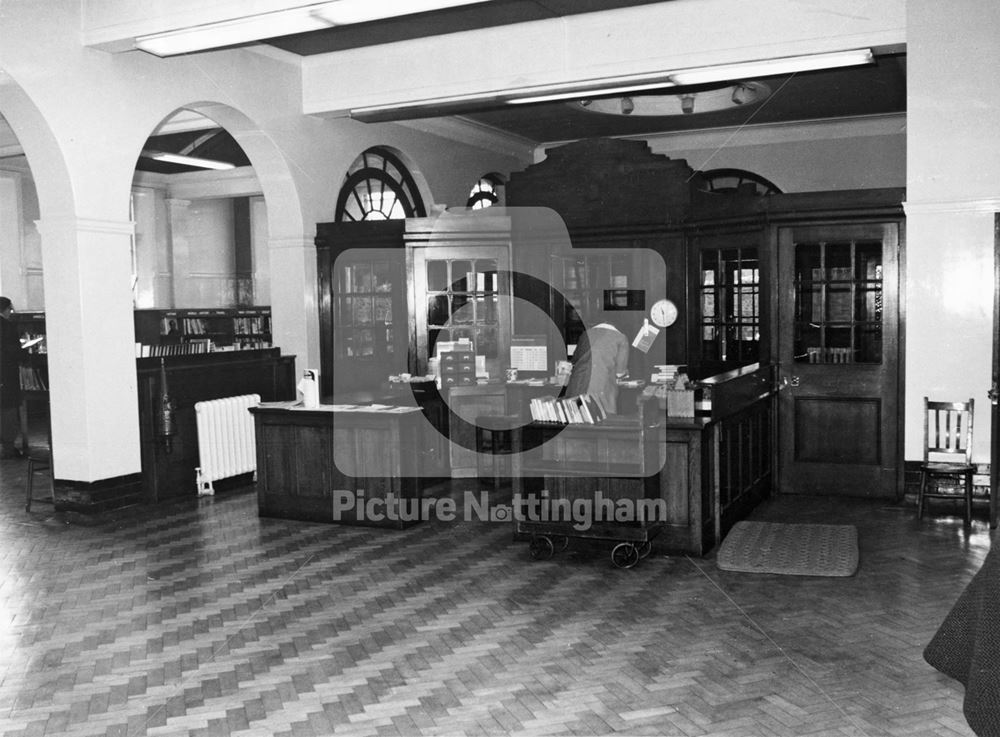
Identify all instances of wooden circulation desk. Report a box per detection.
[251,403,424,528]
[510,363,776,556]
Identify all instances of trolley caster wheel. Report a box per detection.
[611,543,640,569]
[529,536,555,561]
[552,535,570,552]
[637,540,652,560]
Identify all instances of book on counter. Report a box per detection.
[528,393,607,424]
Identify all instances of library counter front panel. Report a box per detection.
[251,403,425,528]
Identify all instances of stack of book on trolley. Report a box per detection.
[528,393,607,424]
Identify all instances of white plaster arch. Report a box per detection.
[135,100,319,384]
[140,101,306,241]
[0,76,76,223]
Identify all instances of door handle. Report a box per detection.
[989,385,999,405]
[789,375,800,387]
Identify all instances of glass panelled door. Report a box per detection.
[792,240,883,365]
[778,223,901,497]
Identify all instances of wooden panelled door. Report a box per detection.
[777,222,901,497]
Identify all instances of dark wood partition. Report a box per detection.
[137,349,295,503]
[506,138,693,372]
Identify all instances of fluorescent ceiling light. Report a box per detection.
[351,91,502,116]
[507,81,676,105]
[313,0,492,25]
[668,49,874,86]
[141,151,236,170]
[135,7,332,56]
[135,0,493,57]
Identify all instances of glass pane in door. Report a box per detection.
[793,240,882,364]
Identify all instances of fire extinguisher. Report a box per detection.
[156,358,177,453]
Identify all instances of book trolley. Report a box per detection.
[511,414,664,569]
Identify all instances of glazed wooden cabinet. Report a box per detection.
[315,221,409,398]
[405,215,513,381]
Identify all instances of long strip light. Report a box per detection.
[141,151,236,170]
[351,48,875,118]
[134,0,492,57]
[312,0,492,25]
[668,49,874,86]
[507,80,676,105]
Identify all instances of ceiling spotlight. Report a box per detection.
[681,95,695,114]
[621,97,635,115]
[731,84,754,105]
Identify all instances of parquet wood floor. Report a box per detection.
[0,458,991,736]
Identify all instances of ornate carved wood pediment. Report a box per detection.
[506,138,695,229]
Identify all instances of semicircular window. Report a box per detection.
[466,173,505,210]
[335,147,426,222]
[698,168,782,196]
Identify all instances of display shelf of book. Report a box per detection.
[133,307,272,357]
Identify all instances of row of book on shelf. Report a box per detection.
[135,340,272,357]
[159,316,271,336]
[19,366,47,391]
[529,393,608,424]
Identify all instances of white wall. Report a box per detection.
[905,0,1000,465]
[0,162,43,310]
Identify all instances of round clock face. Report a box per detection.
[651,298,678,328]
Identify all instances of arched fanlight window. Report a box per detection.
[698,168,782,196]
[466,173,505,210]
[335,147,426,222]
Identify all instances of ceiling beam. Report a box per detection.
[302,0,905,118]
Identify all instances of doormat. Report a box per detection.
[716,521,859,577]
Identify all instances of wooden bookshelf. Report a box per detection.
[133,307,273,356]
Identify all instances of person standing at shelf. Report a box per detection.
[0,297,25,459]
[565,318,630,414]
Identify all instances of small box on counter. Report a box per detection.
[666,388,695,418]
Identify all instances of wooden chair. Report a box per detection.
[918,397,975,524]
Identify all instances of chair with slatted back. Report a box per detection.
[918,397,975,524]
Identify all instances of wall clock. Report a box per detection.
[650,298,678,328]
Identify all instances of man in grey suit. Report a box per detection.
[565,319,630,413]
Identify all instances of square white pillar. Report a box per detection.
[35,216,142,481]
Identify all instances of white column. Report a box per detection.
[904,0,1000,465]
[250,196,270,305]
[35,216,141,481]
[167,198,190,307]
[0,175,23,304]
[268,236,319,377]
